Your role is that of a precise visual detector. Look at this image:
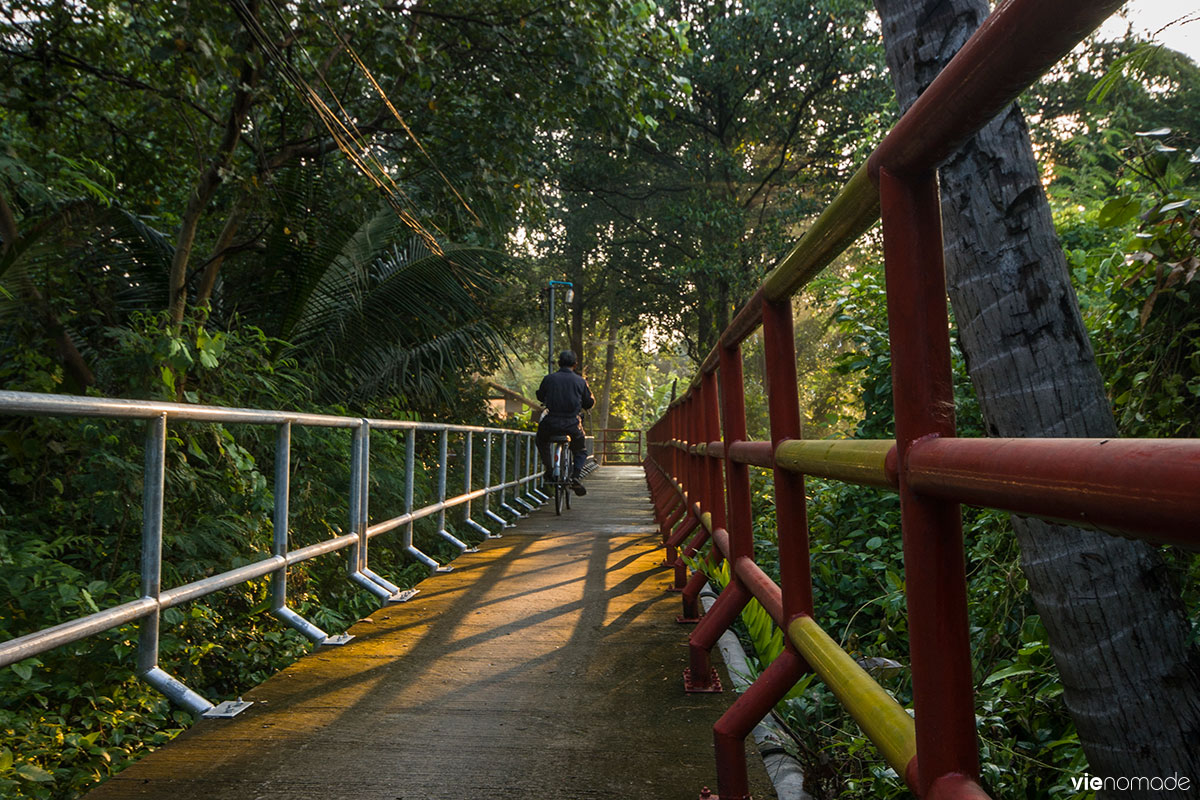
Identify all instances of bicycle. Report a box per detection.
[548,435,573,515]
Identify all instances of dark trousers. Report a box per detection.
[536,415,587,478]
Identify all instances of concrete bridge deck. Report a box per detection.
[85,466,774,799]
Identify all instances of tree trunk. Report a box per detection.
[569,282,585,372]
[696,271,715,360]
[167,54,258,329]
[194,196,249,311]
[716,277,731,340]
[597,312,618,464]
[873,0,1200,787]
[0,188,95,390]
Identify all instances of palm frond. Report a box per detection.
[297,234,513,405]
[0,200,172,323]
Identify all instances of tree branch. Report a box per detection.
[0,188,95,388]
[167,56,259,328]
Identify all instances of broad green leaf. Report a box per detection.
[15,763,54,783]
[983,664,1035,685]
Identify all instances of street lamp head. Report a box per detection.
[564,287,574,304]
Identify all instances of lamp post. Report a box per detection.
[547,279,574,372]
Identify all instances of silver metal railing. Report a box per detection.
[0,389,544,717]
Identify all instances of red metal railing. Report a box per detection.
[594,428,643,465]
[643,1,1200,798]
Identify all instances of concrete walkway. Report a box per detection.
[86,466,774,799]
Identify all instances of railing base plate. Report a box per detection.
[699,789,749,800]
[202,698,253,718]
[676,614,701,624]
[320,634,355,646]
[683,667,722,693]
[387,589,421,603]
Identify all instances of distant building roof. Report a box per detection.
[483,381,541,411]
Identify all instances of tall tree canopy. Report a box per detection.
[544,0,891,363]
[0,0,691,405]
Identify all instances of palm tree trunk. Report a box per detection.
[874,0,1200,786]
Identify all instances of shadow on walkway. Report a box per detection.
[85,466,775,800]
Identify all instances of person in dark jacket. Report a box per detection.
[535,350,594,495]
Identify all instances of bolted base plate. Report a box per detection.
[433,565,454,573]
[665,584,684,593]
[202,698,253,718]
[387,589,420,603]
[699,789,750,800]
[683,667,723,693]
[320,633,355,646]
[676,614,701,624]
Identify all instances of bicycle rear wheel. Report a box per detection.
[555,442,572,514]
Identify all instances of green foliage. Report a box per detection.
[770,475,1080,799]
[218,169,515,407]
[1061,128,1200,438]
[831,264,985,440]
[0,312,502,799]
[680,265,1081,798]
[1054,126,1200,652]
[519,0,893,370]
[1027,34,1200,203]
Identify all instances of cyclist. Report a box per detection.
[535,350,594,496]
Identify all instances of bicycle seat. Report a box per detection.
[549,435,570,443]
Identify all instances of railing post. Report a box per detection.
[270,421,347,644]
[679,374,723,621]
[879,165,977,793]
[702,370,726,533]
[688,391,702,517]
[529,431,549,502]
[668,393,695,601]
[464,432,497,538]
[137,413,217,716]
[349,421,404,598]
[706,296,815,800]
[762,297,814,620]
[686,353,754,698]
[524,432,546,504]
[511,435,536,513]
[498,432,521,518]
[436,428,472,553]
[719,346,753,564]
[483,431,509,528]
[670,392,708,598]
[401,428,447,574]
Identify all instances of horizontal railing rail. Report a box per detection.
[641,1,1197,799]
[0,389,546,717]
[594,427,643,465]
